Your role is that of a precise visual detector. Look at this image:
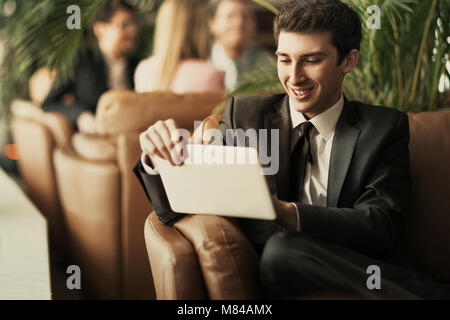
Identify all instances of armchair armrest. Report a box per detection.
[145,212,207,300]
[11,99,73,148]
[173,215,263,300]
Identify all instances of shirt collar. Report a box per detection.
[289,94,344,142]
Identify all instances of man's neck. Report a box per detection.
[304,93,343,120]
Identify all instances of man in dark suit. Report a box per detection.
[42,0,138,134]
[134,0,450,299]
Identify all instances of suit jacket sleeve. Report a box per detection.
[133,159,187,226]
[295,112,410,257]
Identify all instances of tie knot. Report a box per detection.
[291,121,314,152]
[297,121,314,137]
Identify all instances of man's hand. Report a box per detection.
[272,197,298,231]
[139,119,188,166]
[77,111,97,135]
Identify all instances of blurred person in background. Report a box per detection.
[42,0,139,134]
[134,0,225,94]
[209,0,275,91]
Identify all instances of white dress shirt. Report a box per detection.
[289,94,344,230]
[141,94,345,231]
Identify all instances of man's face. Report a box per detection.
[210,0,256,51]
[276,31,357,119]
[95,9,138,57]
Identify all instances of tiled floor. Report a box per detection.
[3,169,83,300]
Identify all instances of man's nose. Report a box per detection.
[290,63,307,84]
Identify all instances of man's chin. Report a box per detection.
[289,96,313,111]
[291,102,312,114]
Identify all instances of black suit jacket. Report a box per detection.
[42,45,138,127]
[134,94,411,258]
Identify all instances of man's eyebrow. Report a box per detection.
[275,51,327,58]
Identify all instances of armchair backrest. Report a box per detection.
[95,90,224,136]
[406,111,450,279]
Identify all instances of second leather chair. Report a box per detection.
[53,90,224,299]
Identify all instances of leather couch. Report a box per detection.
[143,110,450,299]
[52,91,223,299]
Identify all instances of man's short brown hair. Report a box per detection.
[273,0,362,64]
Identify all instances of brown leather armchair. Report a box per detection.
[10,100,72,257]
[143,111,450,299]
[52,91,223,299]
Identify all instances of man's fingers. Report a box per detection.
[165,119,183,145]
[139,131,164,160]
[153,120,177,156]
[164,119,187,164]
[147,128,175,164]
[139,119,187,166]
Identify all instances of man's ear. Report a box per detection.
[340,49,359,74]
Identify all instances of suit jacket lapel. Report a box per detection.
[327,98,361,207]
[264,95,291,200]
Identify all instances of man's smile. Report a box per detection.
[289,85,315,100]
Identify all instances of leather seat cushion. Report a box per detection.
[71,133,116,162]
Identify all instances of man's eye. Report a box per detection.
[306,59,321,64]
[279,59,290,63]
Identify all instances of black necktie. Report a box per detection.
[290,121,314,202]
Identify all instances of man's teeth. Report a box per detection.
[293,88,312,95]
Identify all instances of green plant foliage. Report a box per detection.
[344,0,449,111]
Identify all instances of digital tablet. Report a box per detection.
[152,144,276,220]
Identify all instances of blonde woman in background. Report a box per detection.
[134,0,225,93]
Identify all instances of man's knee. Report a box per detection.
[261,232,319,264]
[260,232,318,277]
[259,232,328,297]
